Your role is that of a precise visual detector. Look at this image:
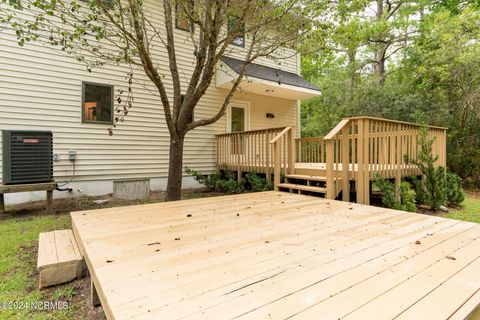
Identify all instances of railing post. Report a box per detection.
[288,128,295,174]
[363,119,371,205]
[356,119,370,205]
[341,126,350,202]
[441,129,447,168]
[395,123,402,201]
[265,131,271,182]
[326,139,335,199]
[274,142,281,190]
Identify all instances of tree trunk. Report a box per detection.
[166,133,185,201]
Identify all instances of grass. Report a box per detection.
[0,214,81,320]
[445,195,480,224]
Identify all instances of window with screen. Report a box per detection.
[82,82,113,124]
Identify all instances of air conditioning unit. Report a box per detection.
[2,130,53,184]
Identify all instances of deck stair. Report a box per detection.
[37,229,83,289]
[277,174,341,195]
[277,182,327,194]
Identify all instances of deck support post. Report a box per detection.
[341,126,350,202]
[273,143,281,190]
[356,119,370,205]
[265,131,271,182]
[325,140,335,199]
[46,190,53,214]
[394,176,401,201]
[90,279,101,308]
[363,120,371,205]
[288,128,295,175]
[356,120,365,204]
[0,194,4,214]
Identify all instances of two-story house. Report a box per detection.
[0,2,321,205]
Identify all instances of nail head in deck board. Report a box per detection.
[37,229,83,289]
[70,192,480,320]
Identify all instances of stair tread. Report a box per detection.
[277,183,327,193]
[286,174,341,181]
[37,229,84,289]
[37,229,82,270]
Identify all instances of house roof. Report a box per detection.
[220,56,321,92]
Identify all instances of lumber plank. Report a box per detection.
[37,231,58,270]
[396,256,480,319]
[0,182,56,194]
[37,229,83,289]
[448,289,480,320]
[341,227,480,319]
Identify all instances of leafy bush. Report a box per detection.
[374,175,397,209]
[399,182,417,213]
[185,167,272,194]
[411,176,427,205]
[405,125,446,210]
[446,172,465,206]
[245,172,273,192]
[373,175,417,212]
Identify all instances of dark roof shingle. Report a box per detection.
[221,56,321,92]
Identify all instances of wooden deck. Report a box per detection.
[71,192,480,320]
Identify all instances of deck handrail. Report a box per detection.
[324,119,351,140]
[324,117,447,141]
[216,126,287,137]
[269,127,292,144]
[346,116,448,130]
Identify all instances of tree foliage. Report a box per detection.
[301,1,480,186]
[446,172,465,206]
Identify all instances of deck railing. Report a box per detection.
[323,117,447,204]
[216,127,292,180]
[215,117,447,205]
[295,137,326,163]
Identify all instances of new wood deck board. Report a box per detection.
[70,191,480,320]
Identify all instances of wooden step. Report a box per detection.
[37,229,83,289]
[277,183,327,194]
[286,174,327,182]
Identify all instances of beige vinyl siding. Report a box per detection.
[0,1,299,183]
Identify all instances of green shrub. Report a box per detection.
[411,176,427,205]
[446,172,465,206]
[185,167,272,194]
[405,125,446,210]
[374,175,397,209]
[245,172,273,192]
[399,182,417,212]
[374,175,416,212]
